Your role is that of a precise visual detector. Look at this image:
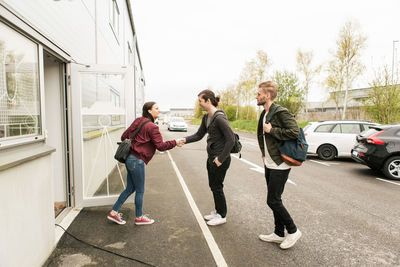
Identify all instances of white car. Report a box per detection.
[303,120,379,160]
[167,117,188,132]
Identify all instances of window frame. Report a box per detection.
[109,0,120,44]
[0,21,46,149]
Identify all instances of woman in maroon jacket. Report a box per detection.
[107,101,183,225]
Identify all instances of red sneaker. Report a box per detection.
[107,212,126,225]
[135,215,155,225]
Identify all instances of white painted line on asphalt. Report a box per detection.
[250,167,264,173]
[309,160,331,166]
[231,155,296,185]
[376,178,400,186]
[167,151,228,267]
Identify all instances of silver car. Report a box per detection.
[167,117,188,132]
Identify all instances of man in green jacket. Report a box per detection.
[256,81,302,249]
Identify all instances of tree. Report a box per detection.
[217,84,237,111]
[272,70,305,115]
[194,101,203,119]
[235,81,246,120]
[238,50,271,119]
[363,66,400,124]
[325,60,345,119]
[296,49,321,115]
[326,20,367,120]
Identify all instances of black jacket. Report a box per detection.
[185,110,235,163]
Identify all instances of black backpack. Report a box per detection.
[208,111,242,157]
[265,105,308,166]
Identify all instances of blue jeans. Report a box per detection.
[112,154,145,217]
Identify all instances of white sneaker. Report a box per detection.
[259,233,285,243]
[280,230,302,249]
[206,214,226,226]
[204,210,219,221]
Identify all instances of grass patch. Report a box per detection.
[189,118,310,133]
[230,120,258,133]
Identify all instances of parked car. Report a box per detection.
[167,117,188,132]
[351,124,400,180]
[303,120,379,160]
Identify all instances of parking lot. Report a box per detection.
[47,124,400,266]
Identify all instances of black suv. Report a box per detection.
[351,125,400,180]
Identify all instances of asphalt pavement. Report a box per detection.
[45,124,400,266]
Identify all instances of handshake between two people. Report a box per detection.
[175,138,186,147]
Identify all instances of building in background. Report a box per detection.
[169,108,194,119]
[0,1,144,265]
[298,87,373,121]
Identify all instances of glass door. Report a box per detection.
[70,64,134,207]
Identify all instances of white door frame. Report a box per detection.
[69,64,135,207]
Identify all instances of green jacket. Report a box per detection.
[257,103,300,165]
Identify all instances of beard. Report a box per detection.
[257,99,266,106]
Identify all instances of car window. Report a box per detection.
[331,124,341,133]
[171,117,184,122]
[315,124,334,133]
[341,124,361,134]
[362,124,376,131]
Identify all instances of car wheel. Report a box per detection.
[382,156,400,180]
[317,144,336,160]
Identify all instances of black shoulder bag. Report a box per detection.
[114,120,151,163]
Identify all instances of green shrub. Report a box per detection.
[224,105,236,121]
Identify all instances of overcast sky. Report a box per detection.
[131,0,400,111]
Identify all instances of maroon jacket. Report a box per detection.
[121,117,176,164]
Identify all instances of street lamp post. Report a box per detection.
[392,40,399,85]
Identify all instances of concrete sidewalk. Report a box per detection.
[44,151,216,267]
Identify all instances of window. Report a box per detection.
[109,0,120,41]
[341,124,361,134]
[362,124,376,131]
[331,124,341,133]
[0,21,41,144]
[81,73,125,138]
[315,124,334,133]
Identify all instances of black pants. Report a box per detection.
[264,166,297,237]
[206,156,231,218]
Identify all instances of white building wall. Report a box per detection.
[3,0,136,66]
[1,0,143,266]
[0,155,54,267]
[4,0,96,63]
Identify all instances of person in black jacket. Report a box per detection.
[256,81,302,249]
[182,89,235,226]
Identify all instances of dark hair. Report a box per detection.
[142,101,156,122]
[198,89,220,107]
